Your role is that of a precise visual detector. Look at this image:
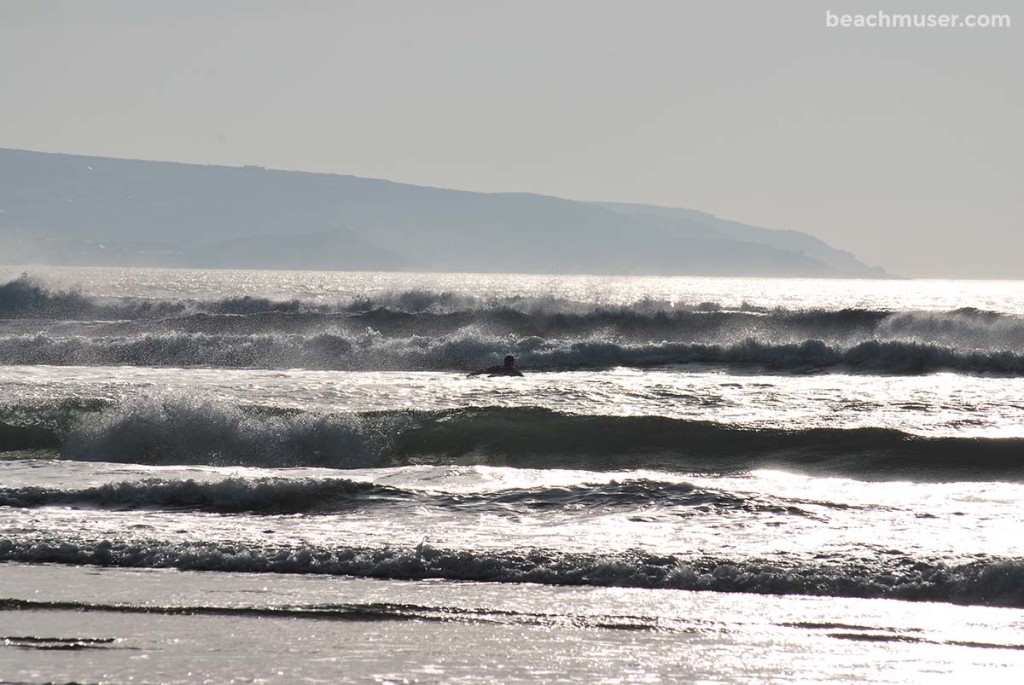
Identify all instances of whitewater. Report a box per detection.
[2,266,1024,683]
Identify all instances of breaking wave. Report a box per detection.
[4,401,1024,480]
[1,537,1022,608]
[0,476,811,518]
[7,275,1024,376]
[4,332,1024,376]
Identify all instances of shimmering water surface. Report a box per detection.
[2,266,1024,683]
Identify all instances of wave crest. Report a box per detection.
[8,275,1024,376]
[60,397,389,468]
[2,537,1022,608]
[0,475,808,517]
[0,401,1016,480]
[5,332,1024,376]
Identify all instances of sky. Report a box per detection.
[0,0,1020,278]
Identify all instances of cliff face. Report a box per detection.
[0,148,885,277]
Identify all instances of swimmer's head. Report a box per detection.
[504,354,515,368]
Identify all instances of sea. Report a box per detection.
[1,265,1024,684]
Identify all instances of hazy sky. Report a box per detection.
[1,0,1020,278]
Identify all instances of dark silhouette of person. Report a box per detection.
[469,354,523,377]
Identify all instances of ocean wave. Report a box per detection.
[9,275,1024,378]
[4,331,1024,376]
[0,275,702,320]
[0,421,60,451]
[0,476,802,517]
[0,330,497,370]
[57,398,390,468]
[0,274,320,320]
[0,477,384,514]
[7,275,1024,350]
[2,537,1022,608]
[0,597,680,633]
[5,402,1023,479]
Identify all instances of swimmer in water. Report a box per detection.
[469,354,523,377]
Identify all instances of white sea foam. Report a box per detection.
[2,536,1023,607]
[3,331,1024,376]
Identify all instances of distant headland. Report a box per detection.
[0,148,886,278]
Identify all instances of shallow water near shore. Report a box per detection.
[3,563,1024,684]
